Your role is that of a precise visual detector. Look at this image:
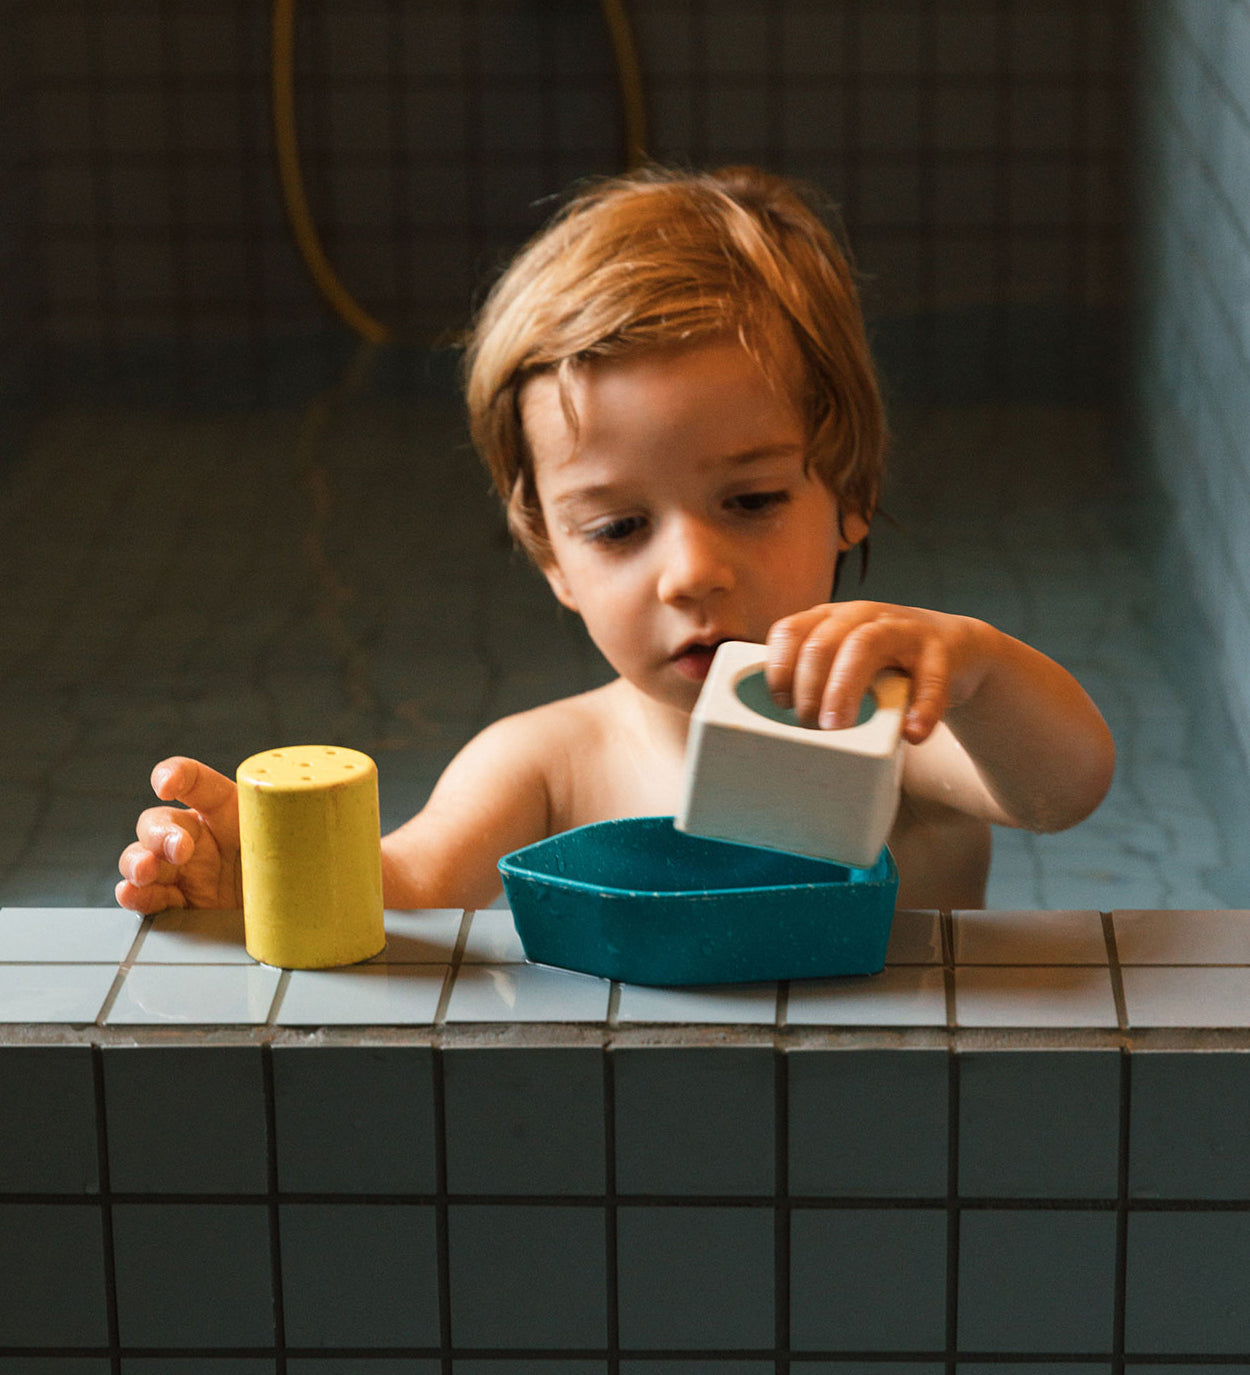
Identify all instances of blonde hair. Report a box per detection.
[463,165,887,565]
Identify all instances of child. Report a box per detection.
[116,166,1114,915]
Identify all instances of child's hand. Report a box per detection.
[115,758,243,913]
[765,601,978,744]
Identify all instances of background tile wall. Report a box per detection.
[17,0,1129,407]
[3,1039,1250,1365]
[0,0,41,459]
[1131,0,1250,873]
[6,3,1250,910]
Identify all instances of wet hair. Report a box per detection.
[463,164,888,569]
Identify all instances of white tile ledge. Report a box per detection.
[0,906,1248,1033]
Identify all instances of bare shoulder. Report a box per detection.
[427,684,623,822]
[468,684,620,763]
[382,687,622,909]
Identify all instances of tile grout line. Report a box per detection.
[941,909,957,1034]
[95,914,153,1027]
[1113,1035,1131,1375]
[89,1044,121,1374]
[945,1034,961,1374]
[1102,910,1130,1034]
[265,968,293,1027]
[774,1040,790,1372]
[432,908,473,1028]
[431,1042,453,1375]
[603,1042,620,1375]
[260,1043,287,1369]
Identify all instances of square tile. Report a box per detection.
[287,1362,440,1375]
[788,1049,948,1198]
[372,907,466,963]
[952,909,1108,964]
[619,1366,772,1375]
[111,1203,274,1347]
[1129,1052,1250,1199]
[958,1051,1120,1198]
[133,907,252,963]
[0,1360,113,1374]
[960,1368,1111,1375]
[0,964,117,1024]
[280,1203,440,1346]
[273,1046,437,1193]
[0,1047,99,1192]
[274,964,447,1026]
[102,1047,267,1194]
[1113,909,1250,964]
[1125,1212,1250,1353]
[1122,966,1250,1028]
[954,965,1119,1028]
[122,1362,276,1374]
[0,906,142,962]
[615,981,778,1024]
[958,1210,1117,1351]
[443,1047,605,1195]
[455,1364,603,1375]
[0,1204,108,1346]
[616,1205,774,1349]
[614,1048,774,1196]
[787,1367,943,1375]
[886,908,943,963]
[443,963,610,1022]
[105,964,281,1025]
[448,1204,607,1347]
[460,907,526,962]
[785,966,947,1026]
[790,1207,947,1350]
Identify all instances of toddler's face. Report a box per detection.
[520,335,867,715]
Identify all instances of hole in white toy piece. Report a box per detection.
[734,670,876,730]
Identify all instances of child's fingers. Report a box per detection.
[764,604,846,707]
[135,805,203,866]
[151,757,237,821]
[118,838,184,889]
[791,614,952,738]
[782,610,904,727]
[901,636,951,743]
[807,619,901,729]
[114,876,187,915]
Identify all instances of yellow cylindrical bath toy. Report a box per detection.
[236,745,385,968]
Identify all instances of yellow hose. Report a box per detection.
[271,0,391,344]
[600,0,648,168]
[272,0,647,344]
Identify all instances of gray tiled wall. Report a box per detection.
[3,1038,1250,1365]
[22,0,1129,407]
[0,0,41,459]
[1132,0,1250,792]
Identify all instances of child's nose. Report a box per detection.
[655,516,736,605]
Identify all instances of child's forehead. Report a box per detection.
[520,330,804,434]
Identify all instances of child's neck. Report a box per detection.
[611,677,694,761]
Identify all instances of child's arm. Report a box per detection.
[117,716,557,914]
[765,601,1115,832]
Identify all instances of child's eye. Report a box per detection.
[586,514,647,546]
[728,490,790,516]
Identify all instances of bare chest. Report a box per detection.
[549,719,687,833]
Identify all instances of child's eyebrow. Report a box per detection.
[551,444,806,516]
[551,484,619,517]
[724,442,805,466]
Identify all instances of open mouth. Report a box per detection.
[670,639,727,682]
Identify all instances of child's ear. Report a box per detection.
[540,559,580,614]
[838,510,870,552]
